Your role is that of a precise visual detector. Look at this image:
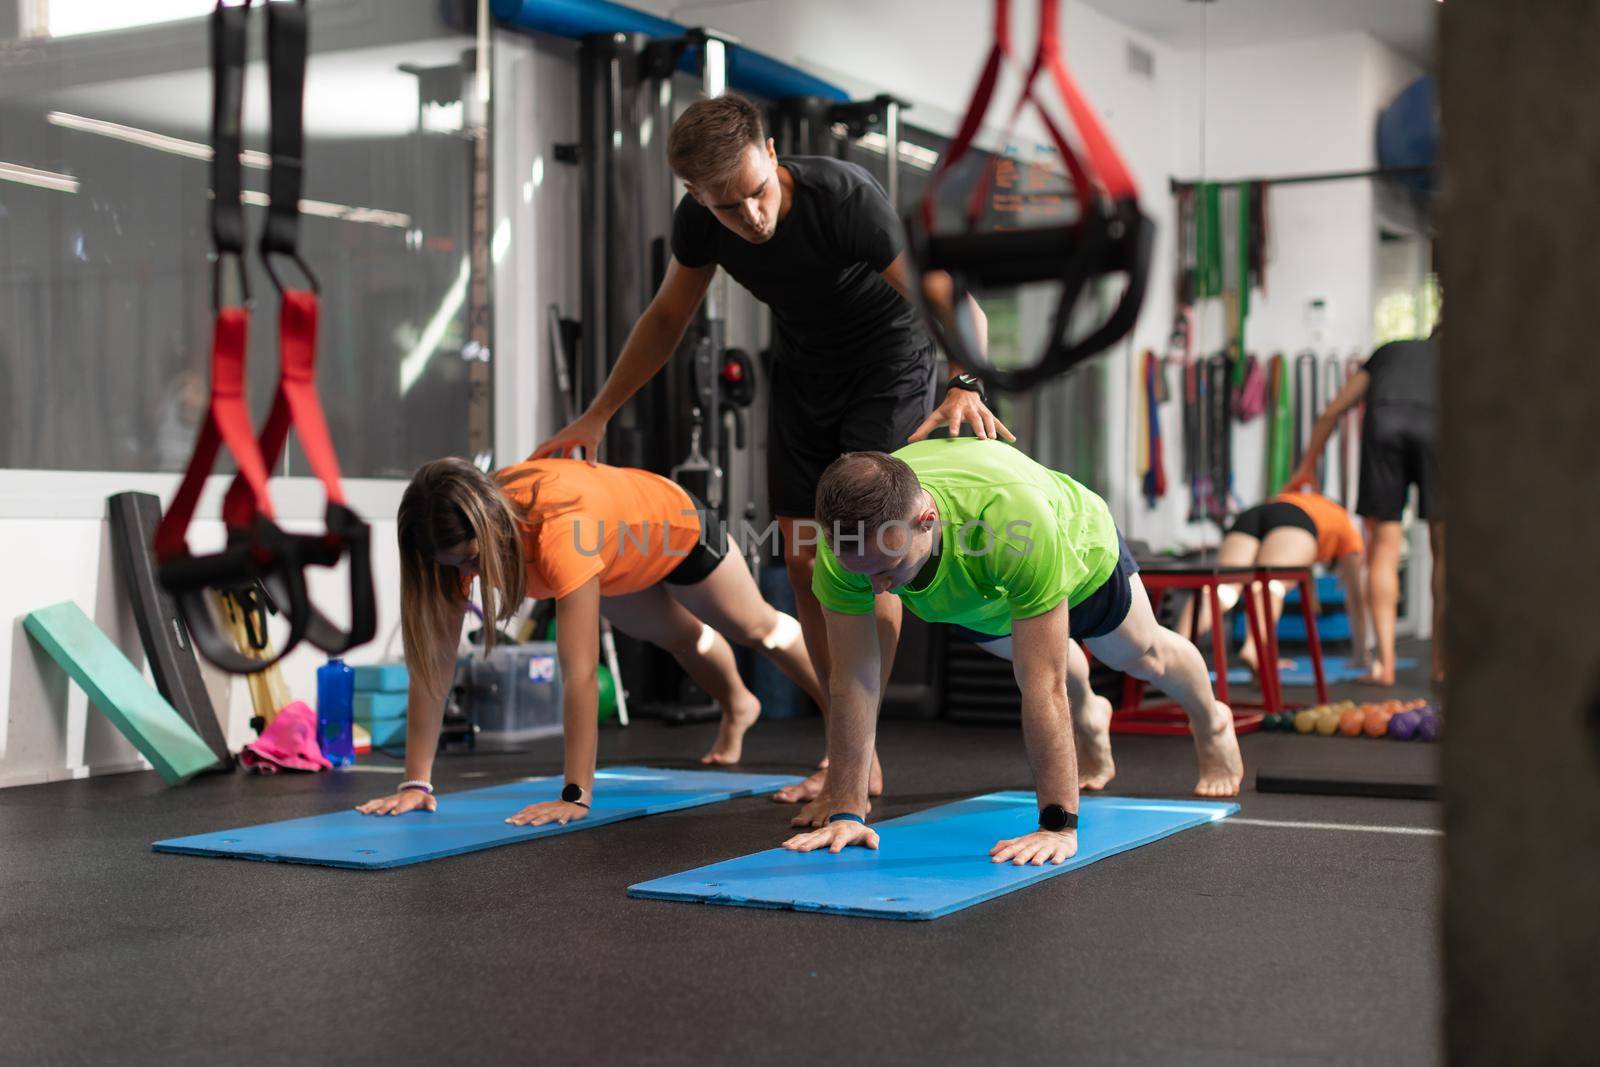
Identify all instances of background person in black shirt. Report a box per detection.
[536,94,1008,805]
[1288,330,1443,685]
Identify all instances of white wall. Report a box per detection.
[0,474,405,788]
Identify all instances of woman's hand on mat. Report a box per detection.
[505,800,589,827]
[782,820,880,854]
[531,413,605,465]
[357,790,437,816]
[908,387,1015,444]
[989,829,1077,866]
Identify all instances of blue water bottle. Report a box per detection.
[317,658,355,768]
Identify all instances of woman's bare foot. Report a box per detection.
[699,693,761,765]
[1192,702,1244,798]
[1074,694,1117,790]
[772,755,884,803]
[1355,659,1396,687]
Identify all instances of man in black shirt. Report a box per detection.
[1288,330,1443,685]
[536,94,1008,801]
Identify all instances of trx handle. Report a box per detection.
[223,291,376,654]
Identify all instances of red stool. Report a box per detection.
[1250,565,1330,709]
[1112,564,1270,735]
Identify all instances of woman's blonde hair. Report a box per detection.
[397,458,527,698]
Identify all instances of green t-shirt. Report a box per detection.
[813,439,1120,636]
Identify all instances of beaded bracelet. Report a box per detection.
[399,780,434,795]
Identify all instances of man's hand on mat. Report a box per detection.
[505,800,589,827]
[908,387,1015,445]
[530,413,604,465]
[357,790,436,816]
[782,820,879,854]
[990,829,1077,866]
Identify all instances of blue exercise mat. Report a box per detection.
[629,794,1237,920]
[153,766,802,869]
[1214,655,1417,687]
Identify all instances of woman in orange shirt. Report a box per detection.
[1180,490,1371,680]
[358,457,821,826]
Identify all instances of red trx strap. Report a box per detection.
[155,0,373,673]
[905,0,1151,393]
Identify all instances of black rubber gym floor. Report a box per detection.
[1,645,1440,1066]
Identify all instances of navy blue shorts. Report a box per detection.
[954,533,1140,645]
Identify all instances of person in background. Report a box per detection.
[1287,328,1442,684]
[1178,490,1370,680]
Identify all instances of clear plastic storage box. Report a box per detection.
[465,642,564,741]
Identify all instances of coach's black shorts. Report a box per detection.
[767,348,937,518]
[663,490,726,586]
[952,532,1142,645]
[1228,500,1317,541]
[1357,403,1439,522]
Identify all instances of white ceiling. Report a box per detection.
[1080,0,1439,64]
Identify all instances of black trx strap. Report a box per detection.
[157,0,374,674]
[903,0,1153,393]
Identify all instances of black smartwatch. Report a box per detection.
[947,372,987,403]
[560,783,590,809]
[1038,804,1078,832]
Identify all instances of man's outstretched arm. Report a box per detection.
[996,599,1081,866]
[783,607,883,853]
[533,257,716,462]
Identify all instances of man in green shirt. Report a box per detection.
[784,438,1243,865]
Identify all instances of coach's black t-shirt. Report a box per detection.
[1363,336,1438,409]
[671,155,930,370]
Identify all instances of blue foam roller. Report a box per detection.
[153,766,803,869]
[354,691,408,722]
[629,794,1237,920]
[352,663,408,692]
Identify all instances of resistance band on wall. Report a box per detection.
[902,0,1153,393]
[154,0,375,674]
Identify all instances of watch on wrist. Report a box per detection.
[948,372,987,402]
[1038,804,1078,833]
[560,783,590,809]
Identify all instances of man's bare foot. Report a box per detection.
[1074,694,1116,791]
[1192,702,1244,798]
[699,693,761,765]
[772,757,884,804]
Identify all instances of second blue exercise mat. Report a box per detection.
[1218,655,1417,687]
[629,794,1237,920]
[153,766,801,869]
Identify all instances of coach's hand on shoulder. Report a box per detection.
[531,412,606,465]
[908,386,1015,444]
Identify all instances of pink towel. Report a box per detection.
[239,701,331,774]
